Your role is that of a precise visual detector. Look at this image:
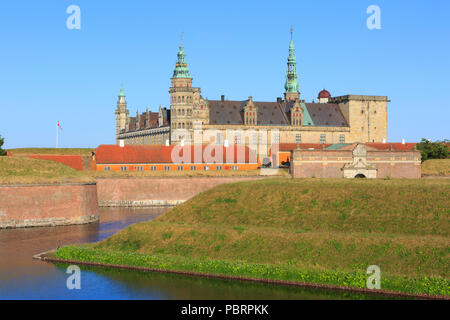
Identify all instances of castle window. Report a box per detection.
[232,165,238,170]
[296,134,301,143]
[178,123,181,129]
[251,133,257,145]
[136,166,143,171]
[320,134,326,144]
[234,133,241,144]
[178,97,181,103]
[164,166,171,171]
[182,96,185,103]
[204,166,210,171]
[182,123,185,129]
[216,166,222,170]
[273,133,280,143]
[104,166,110,171]
[339,134,345,143]
[150,166,157,171]
[121,166,127,171]
[182,109,185,116]
[190,166,196,171]
[178,109,181,115]
[177,166,184,171]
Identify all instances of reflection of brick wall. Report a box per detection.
[0,183,98,228]
[97,177,262,207]
[29,155,83,171]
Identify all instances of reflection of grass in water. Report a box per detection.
[54,263,398,300]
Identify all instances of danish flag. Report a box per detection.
[57,120,62,130]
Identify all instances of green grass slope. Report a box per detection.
[56,179,450,296]
[0,157,94,184]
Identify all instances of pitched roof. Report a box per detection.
[304,103,348,127]
[208,99,348,127]
[275,142,417,153]
[365,142,417,151]
[95,144,258,164]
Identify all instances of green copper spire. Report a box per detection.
[284,27,299,93]
[172,34,191,79]
[119,85,125,97]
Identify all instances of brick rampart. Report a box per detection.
[96,177,263,207]
[0,183,98,229]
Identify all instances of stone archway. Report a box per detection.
[354,173,366,178]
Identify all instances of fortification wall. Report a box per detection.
[28,155,83,171]
[0,183,98,229]
[96,177,263,207]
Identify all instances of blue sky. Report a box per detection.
[0,0,449,148]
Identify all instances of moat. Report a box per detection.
[0,207,391,300]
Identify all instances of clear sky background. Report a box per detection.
[1,0,449,148]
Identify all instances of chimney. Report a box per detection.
[119,140,125,147]
[221,95,225,102]
[401,138,405,145]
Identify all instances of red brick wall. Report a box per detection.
[96,177,263,207]
[0,183,98,228]
[29,155,83,171]
[291,149,421,179]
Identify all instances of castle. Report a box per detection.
[115,31,389,157]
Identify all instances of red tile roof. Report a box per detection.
[366,142,417,151]
[274,142,417,153]
[95,144,258,164]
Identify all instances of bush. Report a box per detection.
[416,138,449,162]
[0,135,6,156]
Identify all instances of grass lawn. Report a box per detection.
[54,178,450,296]
[7,148,94,156]
[0,157,94,184]
[422,159,450,176]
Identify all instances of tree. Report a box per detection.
[0,135,6,156]
[416,138,449,162]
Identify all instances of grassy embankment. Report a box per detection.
[0,157,94,184]
[7,148,94,156]
[4,148,284,181]
[54,178,450,296]
[422,159,450,177]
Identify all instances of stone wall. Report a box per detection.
[96,177,263,207]
[290,147,421,179]
[0,183,98,229]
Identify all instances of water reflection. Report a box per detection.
[0,207,394,300]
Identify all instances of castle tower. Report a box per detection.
[284,28,300,102]
[169,35,205,144]
[115,86,129,144]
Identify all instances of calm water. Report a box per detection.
[0,207,389,300]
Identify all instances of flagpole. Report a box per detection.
[56,121,58,148]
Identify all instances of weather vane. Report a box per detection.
[290,26,293,39]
